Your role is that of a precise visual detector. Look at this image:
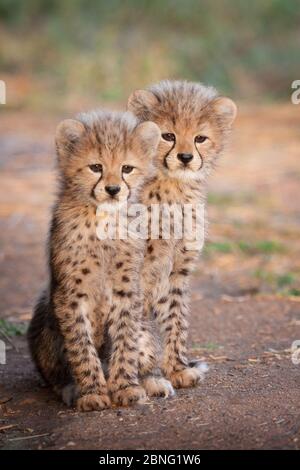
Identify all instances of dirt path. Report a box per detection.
[0,105,299,449]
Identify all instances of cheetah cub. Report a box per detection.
[28,110,161,411]
[128,80,237,389]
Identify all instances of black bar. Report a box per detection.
[0,449,298,467]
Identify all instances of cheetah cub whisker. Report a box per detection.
[128,80,236,389]
[28,110,161,411]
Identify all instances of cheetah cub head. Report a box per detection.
[55,110,160,205]
[128,80,237,181]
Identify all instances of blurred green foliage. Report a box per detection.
[205,239,285,256]
[0,0,299,109]
[0,318,27,336]
[254,269,300,296]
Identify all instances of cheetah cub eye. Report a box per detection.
[162,133,176,142]
[195,135,208,144]
[89,164,103,173]
[122,165,134,174]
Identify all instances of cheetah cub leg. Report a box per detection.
[55,296,111,412]
[158,277,208,389]
[138,322,174,398]
[58,379,110,412]
[107,258,146,406]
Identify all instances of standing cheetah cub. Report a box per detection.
[28,110,160,411]
[128,80,237,388]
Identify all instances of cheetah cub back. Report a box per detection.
[28,110,161,411]
[128,80,236,389]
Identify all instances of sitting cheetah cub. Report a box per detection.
[28,110,161,411]
[128,80,237,388]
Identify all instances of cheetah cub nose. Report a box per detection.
[105,185,121,196]
[177,153,193,165]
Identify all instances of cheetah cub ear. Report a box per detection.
[210,97,237,126]
[131,120,161,158]
[127,90,159,120]
[55,119,86,159]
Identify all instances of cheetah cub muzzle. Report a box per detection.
[28,110,163,411]
[128,80,237,389]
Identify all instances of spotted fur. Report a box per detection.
[27,110,161,410]
[128,80,237,388]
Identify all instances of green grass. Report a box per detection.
[207,193,235,206]
[204,242,233,254]
[205,239,285,256]
[287,288,300,297]
[0,0,299,109]
[277,273,295,288]
[0,318,27,337]
[237,240,285,255]
[207,192,257,206]
[253,269,274,283]
[191,341,221,351]
[253,269,299,296]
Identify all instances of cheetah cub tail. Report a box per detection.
[189,360,209,381]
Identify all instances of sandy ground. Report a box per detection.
[0,104,299,449]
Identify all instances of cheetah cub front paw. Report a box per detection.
[76,393,111,412]
[142,377,175,398]
[111,385,146,407]
[167,363,209,389]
